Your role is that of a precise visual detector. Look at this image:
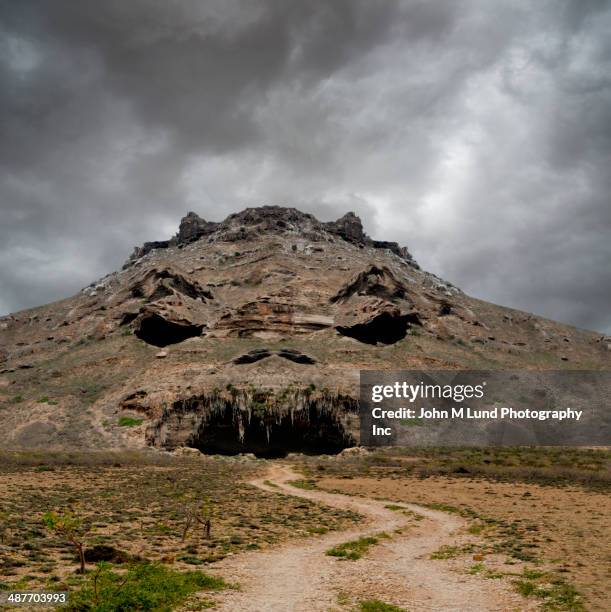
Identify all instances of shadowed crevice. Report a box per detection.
[189,403,353,458]
[134,313,203,347]
[336,311,421,345]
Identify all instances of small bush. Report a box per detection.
[513,569,584,610]
[289,479,317,490]
[430,545,466,560]
[65,562,228,611]
[359,599,405,611]
[326,534,386,561]
[118,417,144,427]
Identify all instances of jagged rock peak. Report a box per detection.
[125,205,418,268]
[176,211,218,243]
[322,211,365,243]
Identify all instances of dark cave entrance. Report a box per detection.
[134,313,203,347]
[189,405,354,458]
[336,311,421,345]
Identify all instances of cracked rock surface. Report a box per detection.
[0,206,607,452]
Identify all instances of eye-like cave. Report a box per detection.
[187,403,354,458]
[336,311,421,345]
[134,312,203,347]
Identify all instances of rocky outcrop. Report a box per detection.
[124,213,218,267]
[3,204,604,453]
[323,212,366,243]
[124,240,171,267]
[175,211,218,244]
[124,206,419,267]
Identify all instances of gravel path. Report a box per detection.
[201,464,531,612]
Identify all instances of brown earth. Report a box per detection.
[202,464,535,612]
[0,455,360,594]
[316,474,611,611]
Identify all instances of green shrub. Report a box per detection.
[326,534,386,561]
[289,479,317,490]
[359,599,405,612]
[117,417,144,427]
[513,569,584,611]
[65,562,228,611]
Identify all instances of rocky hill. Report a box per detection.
[0,206,609,455]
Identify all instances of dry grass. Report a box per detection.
[297,446,611,490]
[0,453,361,597]
[314,464,610,611]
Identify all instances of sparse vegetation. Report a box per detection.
[289,478,317,490]
[65,561,229,611]
[513,568,584,610]
[117,416,144,427]
[43,510,90,574]
[0,452,361,595]
[326,533,389,561]
[296,446,611,490]
[359,599,405,611]
[429,544,473,560]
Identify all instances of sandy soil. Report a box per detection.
[319,475,611,611]
[201,465,533,612]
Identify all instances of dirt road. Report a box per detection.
[203,464,531,611]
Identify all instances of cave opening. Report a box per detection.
[189,404,354,458]
[134,312,203,347]
[336,311,420,345]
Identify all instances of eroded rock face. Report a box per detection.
[146,388,357,458]
[129,267,213,302]
[215,300,333,337]
[232,348,316,364]
[331,265,422,344]
[4,205,603,452]
[331,265,408,303]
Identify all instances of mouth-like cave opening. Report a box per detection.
[188,404,355,458]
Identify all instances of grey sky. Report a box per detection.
[1,0,610,333]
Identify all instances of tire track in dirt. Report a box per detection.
[201,464,532,612]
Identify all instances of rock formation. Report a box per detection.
[0,206,608,455]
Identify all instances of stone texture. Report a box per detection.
[0,205,606,452]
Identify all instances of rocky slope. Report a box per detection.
[0,206,609,454]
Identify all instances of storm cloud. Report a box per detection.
[1,0,610,333]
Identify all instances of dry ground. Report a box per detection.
[0,450,608,611]
[0,453,359,596]
[204,464,534,612]
[305,449,610,611]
